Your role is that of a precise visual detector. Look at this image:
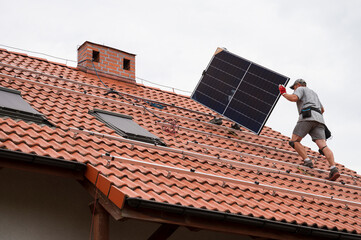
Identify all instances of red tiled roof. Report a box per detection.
[0,48,360,236]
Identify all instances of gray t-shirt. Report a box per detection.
[294,87,325,124]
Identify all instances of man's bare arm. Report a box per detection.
[282,93,299,102]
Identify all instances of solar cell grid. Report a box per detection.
[191,48,289,134]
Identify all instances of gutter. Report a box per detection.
[0,148,86,178]
[126,198,361,240]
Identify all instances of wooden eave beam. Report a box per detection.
[147,223,179,240]
[120,204,323,240]
[79,179,123,221]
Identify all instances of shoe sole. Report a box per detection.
[328,172,340,181]
[303,164,313,169]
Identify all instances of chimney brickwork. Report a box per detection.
[77,41,136,83]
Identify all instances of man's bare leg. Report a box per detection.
[314,139,339,180]
[314,139,335,166]
[291,134,308,160]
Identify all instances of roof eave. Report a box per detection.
[123,198,360,240]
[0,148,86,180]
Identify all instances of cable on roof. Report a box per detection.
[136,76,192,94]
[0,43,77,65]
[81,58,180,134]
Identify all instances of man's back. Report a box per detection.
[294,86,325,124]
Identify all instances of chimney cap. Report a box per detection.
[78,41,136,56]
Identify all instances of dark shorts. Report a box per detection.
[293,121,325,141]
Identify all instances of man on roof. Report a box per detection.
[279,79,340,181]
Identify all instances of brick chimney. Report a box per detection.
[77,41,136,83]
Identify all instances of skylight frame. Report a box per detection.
[89,108,166,146]
[0,86,52,126]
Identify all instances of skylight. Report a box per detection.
[90,109,166,146]
[0,86,51,125]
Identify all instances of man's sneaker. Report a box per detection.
[328,167,340,181]
[303,159,314,168]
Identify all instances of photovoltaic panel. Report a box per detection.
[191,48,290,134]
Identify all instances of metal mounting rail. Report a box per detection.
[185,141,361,188]
[69,127,361,193]
[0,61,288,142]
[3,72,359,183]
[187,141,334,175]
[185,141,326,175]
[1,71,299,159]
[157,121,317,158]
[0,62,213,118]
[0,62,106,90]
[102,154,361,208]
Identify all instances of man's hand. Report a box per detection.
[279,85,286,95]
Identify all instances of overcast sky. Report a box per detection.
[1,0,360,174]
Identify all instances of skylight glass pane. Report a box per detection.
[96,112,158,139]
[0,87,40,115]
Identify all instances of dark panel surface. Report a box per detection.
[191,48,289,134]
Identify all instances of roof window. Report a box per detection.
[90,109,166,146]
[0,86,52,126]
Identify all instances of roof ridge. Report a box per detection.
[0,48,77,70]
[0,49,193,99]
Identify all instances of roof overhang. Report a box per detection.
[0,149,86,180]
[121,198,360,240]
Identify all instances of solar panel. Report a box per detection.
[191,48,290,134]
